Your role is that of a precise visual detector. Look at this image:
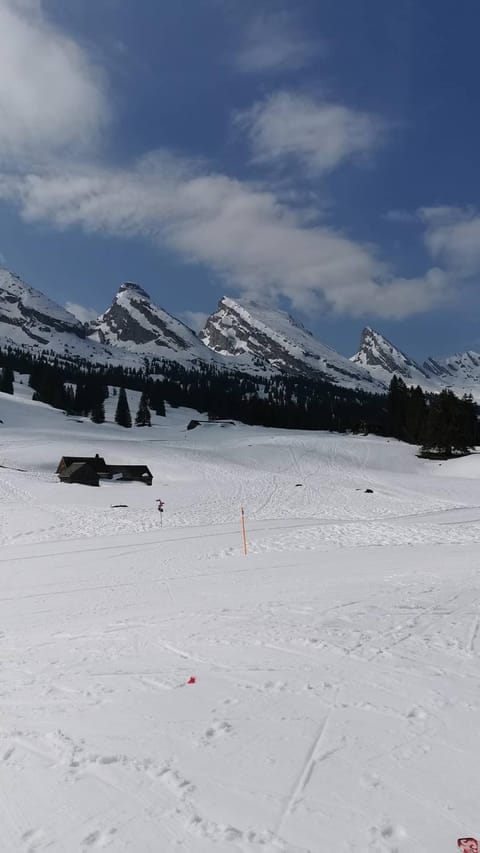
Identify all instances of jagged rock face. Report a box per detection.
[200,297,385,391]
[352,328,480,399]
[5,265,480,401]
[423,356,453,378]
[88,282,208,358]
[351,327,429,384]
[431,351,480,381]
[0,268,84,345]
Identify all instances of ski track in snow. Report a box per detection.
[0,391,480,850]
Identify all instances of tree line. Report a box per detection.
[388,376,478,457]
[0,348,478,456]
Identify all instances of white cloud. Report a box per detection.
[234,11,317,73]
[64,301,99,324]
[0,152,451,320]
[420,206,480,278]
[0,3,452,324]
[181,310,209,332]
[237,91,385,175]
[0,0,109,164]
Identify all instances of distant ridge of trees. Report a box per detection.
[0,344,478,455]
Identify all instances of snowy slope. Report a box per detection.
[88,282,214,364]
[1,383,480,850]
[0,274,250,375]
[201,297,386,391]
[351,326,432,386]
[425,349,480,392]
[0,267,84,344]
[352,325,480,400]
[0,269,152,369]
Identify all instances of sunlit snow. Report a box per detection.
[0,380,478,851]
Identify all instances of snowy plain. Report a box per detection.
[0,382,480,852]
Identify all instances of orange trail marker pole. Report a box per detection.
[241,506,247,556]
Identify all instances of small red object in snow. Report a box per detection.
[458,840,479,853]
[187,676,196,684]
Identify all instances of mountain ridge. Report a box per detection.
[2,265,480,399]
[351,327,431,386]
[351,326,480,400]
[200,296,385,392]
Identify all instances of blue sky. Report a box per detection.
[1,0,480,360]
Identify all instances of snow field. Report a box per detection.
[0,384,479,851]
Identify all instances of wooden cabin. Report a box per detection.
[105,465,153,486]
[57,455,152,486]
[56,454,107,476]
[58,462,100,487]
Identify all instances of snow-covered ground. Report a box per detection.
[1,382,480,852]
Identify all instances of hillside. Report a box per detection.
[201,297,386,391]
[0,380,479,849]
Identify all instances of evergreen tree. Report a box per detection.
[387,376,409,440]
[405,385,427,444]
[148,382,165,416]
[0,366,14,394]
[115,387,132,428]
[135,391,151,427]
[154,396,166,417]
[64,385,75,414]
[73,383,91,416]
[422,389,477,457]
[460,393,478,448]
[90,400,105,424]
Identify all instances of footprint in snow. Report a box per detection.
[81,827,117,848]
[370,822,407,851]
[407,707,427,722]
[202,721,233,744]
[22,829,46,851]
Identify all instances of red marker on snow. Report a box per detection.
[187,676,196,685]
[458,841,478,853]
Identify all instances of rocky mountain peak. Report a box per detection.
[200,297,385,391]
[351,327,429,383]
[88,283,210,360]
[0,267,84,346]
[117,282,150,300]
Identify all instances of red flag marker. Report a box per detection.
[187,676,196,684]
[458,840,478,853]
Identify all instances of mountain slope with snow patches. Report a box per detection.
[0,268,83,343]
[200,297,386,391]
[6,265,480,402]
[351,326,432,386]
[425,349,480,391]
[352,325,480,399]
[88,282,213,363]
[0,269,148,369]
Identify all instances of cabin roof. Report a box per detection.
[57,455,107,473]
[59,461,99,480]
[106,464,152,476]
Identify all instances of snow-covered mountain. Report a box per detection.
[200,297,386,392]
[351,326,480,400]
[0,268,84,345]
[351,327,431,387]
[0,268,146,368]
[88,283,211,363]
[6,264,480,401]
[424,350,480,394]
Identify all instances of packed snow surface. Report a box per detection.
[1,383,480,851]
